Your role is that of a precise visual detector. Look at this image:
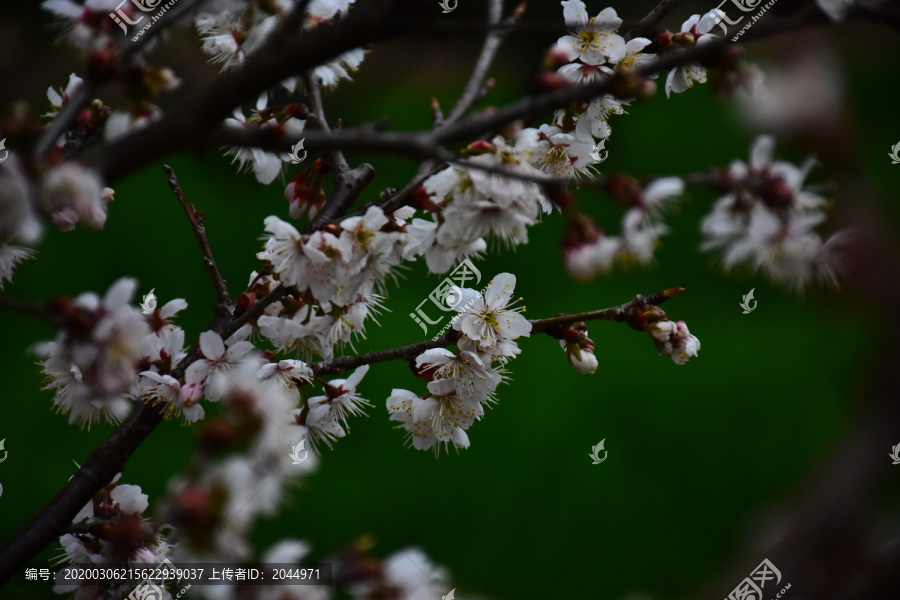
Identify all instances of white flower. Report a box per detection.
[454,272,531,352]
[0,156,42,246]
[109,484,149,514]
[307,365,371,431]
[39,163,112,231]
[565,343,598,374]
[308,0,356,20]
[565,234,621,280]
[223,93,305,184]
[415,348,501,402]
[0,244,35,290]
[665,10,723,98]
[139,371,205,424]
[104,106,161,141]
[45,73,83,118]
[402,216,487,274]
[648,320,700,364]
[618,208,668,265]
[36,278,150,427]
[817,0,854,21]
[382,548,450,599]
[557,1,625,65]
[531,124,596,179]
[185,330,255,401]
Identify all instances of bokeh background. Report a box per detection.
[1,1,899,598]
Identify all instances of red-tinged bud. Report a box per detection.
[605,174,644,208]
[651,30,673,50]
[412,186,439,212]
[627,304,668,332]
[610,67,655,101]
[672,32,695,46]
[463,140,495,156]
[199,419,237,453]
[543,42,572,71]
[660,287,686,299]
[172,487,216,529]
[235,292,256,314]
[562,211,602,250]
[88,46,119,81]
[323,223,341,236]
[283,103,310,120]
[285,162,327,220]
[762,177,794,210]
[546,185,575,210]
[700,44,743,69]
[533,71,574,93]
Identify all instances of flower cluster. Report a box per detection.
[255,205,412,359]
[409,134,553,273]
[699,135,852,291]
[562,176,685,280]
[54,475,173,597]
[388,273,529,454]
[223,93,306,184]
[36,278,152,427]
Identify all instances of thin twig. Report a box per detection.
[529,288,684,334]
[313,288,685,375]
[627,0,686,40]
[91,0,408,184]
[300,73,376,232]
[0,295,65,327]
[443,0,510,124]
[33,0,206,160]
[164,165,232,306]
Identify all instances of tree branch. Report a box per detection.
[164,165,232,306]
[312,288,685,376]
[627,0,685,41]
[301,72,375,232]
[89,0,414,185]
[32,0,207,160]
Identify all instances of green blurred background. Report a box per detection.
[1,1,898,598]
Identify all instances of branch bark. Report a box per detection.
[164,165,232,306]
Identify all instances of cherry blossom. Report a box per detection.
[557,1,625,66]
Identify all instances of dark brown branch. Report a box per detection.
[529,287,684,334]
[89,0,413,184]
[627,0,686,41]
[0,295,65,327]
[32,0,206,160]
[313,288,685,376]
[301,72,375,232]
[164,165,232,306]
[313,329,460,376]
[443,0,512,124]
